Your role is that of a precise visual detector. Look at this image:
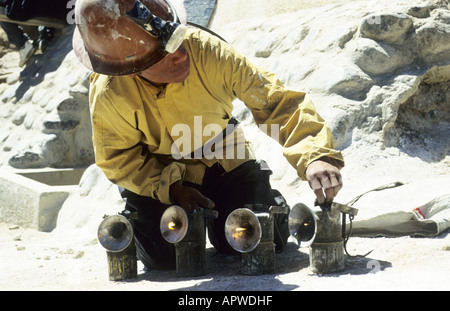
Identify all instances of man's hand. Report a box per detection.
[305,158,343,204]
[169,183,215,213]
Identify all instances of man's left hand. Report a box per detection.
[305,158,343,204]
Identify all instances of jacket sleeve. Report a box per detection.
[89,78,185,204]
[209,38,345,180]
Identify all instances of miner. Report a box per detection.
[73,0,344,270]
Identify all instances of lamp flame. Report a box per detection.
[168,221,176,231]
[233,227,247,239]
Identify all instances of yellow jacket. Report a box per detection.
[89,28,344,204]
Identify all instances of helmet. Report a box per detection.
[72,0,187,76]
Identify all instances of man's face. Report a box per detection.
[130,44,190,85]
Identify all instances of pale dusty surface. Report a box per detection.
[1,220,449,291]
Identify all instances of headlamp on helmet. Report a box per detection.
[126,0,187,53]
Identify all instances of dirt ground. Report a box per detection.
[1,221,449,291]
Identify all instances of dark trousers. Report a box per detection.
[0,21,54,49]
[119,160,290,270]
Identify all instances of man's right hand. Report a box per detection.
[169,183,215,213]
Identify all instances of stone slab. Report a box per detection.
[0,168,84,232]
